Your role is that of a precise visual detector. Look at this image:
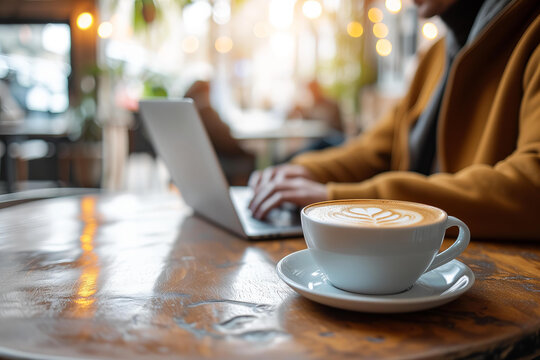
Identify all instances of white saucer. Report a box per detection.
[276,249,474,313]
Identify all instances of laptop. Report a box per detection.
[139,99,303,239]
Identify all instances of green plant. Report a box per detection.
[75,94,102,142]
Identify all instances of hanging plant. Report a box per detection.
[133,0,162,32]
[142,0,157,23]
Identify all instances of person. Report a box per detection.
[248,0,540,240]
[285,79,345,156]
[185,80,255,185]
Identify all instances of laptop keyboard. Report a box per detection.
[265,203,301,227]
[230,187,301,229]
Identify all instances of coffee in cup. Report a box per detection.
[301,199,470,295]
[304,200,442,227]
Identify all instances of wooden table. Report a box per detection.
[0,192,539,359]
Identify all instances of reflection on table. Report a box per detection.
[0,192,539,359]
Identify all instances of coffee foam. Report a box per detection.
[305,200,444,227]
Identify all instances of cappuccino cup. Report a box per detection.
[301,199,470,295]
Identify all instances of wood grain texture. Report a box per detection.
[0,192,538,359]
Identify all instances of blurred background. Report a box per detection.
[0,0,445,194]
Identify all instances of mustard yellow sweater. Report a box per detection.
[292,0,540,240]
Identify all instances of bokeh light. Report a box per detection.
[372,22,388,38]
[183,1,212,35]
[98,22,113,39]
[269,0,294,29]
[422,22,438,39]
[368,8,383,23]
[76,12,93,30]
[385,0,402,13]
[302,0,323,19]
[213,0,231,25]
[376,38,392,56]
[347,21,363,38]
[215,36,233,53]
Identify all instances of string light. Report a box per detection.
[76,12,93,30]
[385,0,402,13]
[368,8,383,23]
[422,22,438,39]
[376,38,392,56]
[347,21,363,38]
[97,22,113,38]
[302,0,323,19]
[213,0,231,25]
[372,22,388,38]
[269,0,294,29]
[215,36,233,53]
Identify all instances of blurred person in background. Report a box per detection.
[185,80,255,185]
[286,80,345,157]
[249,0,540,240]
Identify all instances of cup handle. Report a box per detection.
[425,216,470,273]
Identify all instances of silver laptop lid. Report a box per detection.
[139,99,246,237]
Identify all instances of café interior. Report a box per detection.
[0,0,433,193]
[0,0,539,358]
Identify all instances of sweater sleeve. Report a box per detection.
[290,40,446,183]
[326,46,540,240]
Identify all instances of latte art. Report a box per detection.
[331,206,423,226]
[305,200,443,227]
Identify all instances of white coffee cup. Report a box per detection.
[301,199,470,295]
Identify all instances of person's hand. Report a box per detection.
[248,164,328,220]
[248,164,314,191]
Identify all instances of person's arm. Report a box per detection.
[249,40,445,220]
[321,47,540,240]
[290,40,447,182]
[248,103,399,219]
